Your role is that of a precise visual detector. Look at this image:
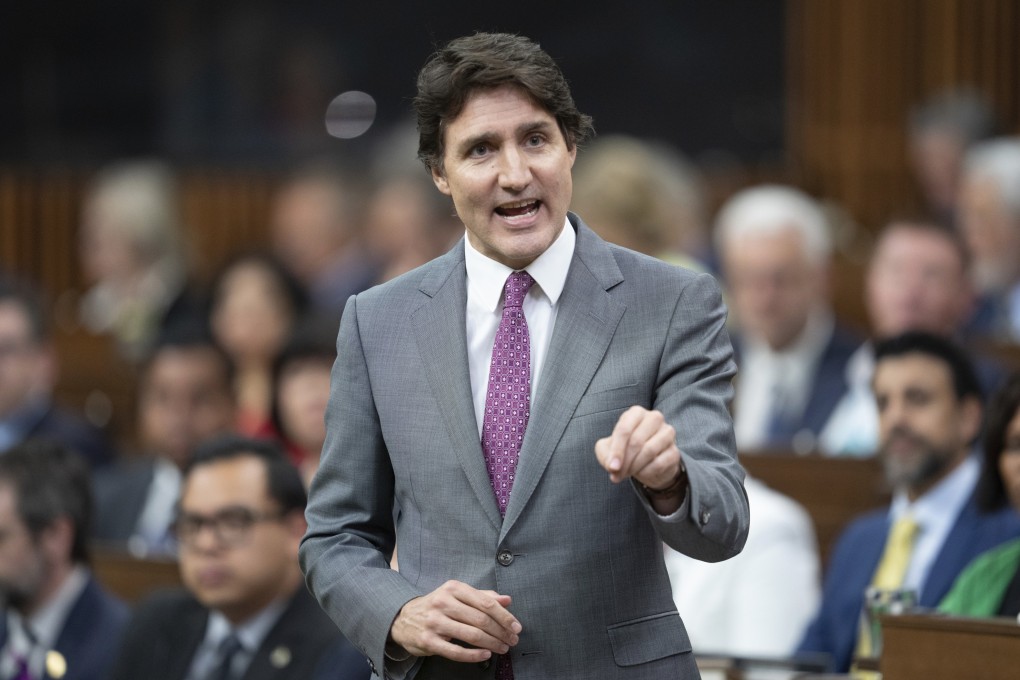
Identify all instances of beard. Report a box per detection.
[879,426,957,493]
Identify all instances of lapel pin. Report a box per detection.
[270,645,291,669]
[46,650,67,679]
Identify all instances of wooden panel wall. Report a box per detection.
[786,0,1020,328]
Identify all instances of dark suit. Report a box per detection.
[0,576,128,680]
[797,493,1020,672]
[733,324,859,449]
[4,401,113,468]
[109,585,369,680]
[91,457,159,546]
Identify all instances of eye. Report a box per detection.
[468,143,490,158]
[525,134,545,147]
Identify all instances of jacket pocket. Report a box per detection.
[572,382,642,418]
[607,611,691,667]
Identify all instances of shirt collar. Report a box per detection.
[464,217,575,313]
[744,306,835,366]
[205,595,290,655]
[890,452,980,528]
[21,565,89,652]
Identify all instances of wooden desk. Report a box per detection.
[880,614,1020,680]
[93,547,182,603]
[740,453,889,566]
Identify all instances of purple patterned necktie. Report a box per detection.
[482,270,533,680]
[482,270,534,519]
[13,656,31,680]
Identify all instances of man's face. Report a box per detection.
[431,85,576,270]
[959,176,1020,292]
[722,228,823,350]
[866,225,972,337]
[873,353,979,498]
[270,181,347,285]
[0,302,50,419]
[140,347,235,468]
[0,484,46,612]
[176,456,303,624]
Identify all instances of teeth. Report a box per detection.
[499,200,536,209]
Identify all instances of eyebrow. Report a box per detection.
[455,119,558,157]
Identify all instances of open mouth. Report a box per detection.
[495,199,541,219]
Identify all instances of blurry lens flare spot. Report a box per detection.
[325,91,377,139]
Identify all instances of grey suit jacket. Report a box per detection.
[300,215,749,679]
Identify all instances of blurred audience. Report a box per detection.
[77,161,198,361]
[665,475,820,659]
[798,332,1020,672]
[940,372,1020,617]
[0,277,113,467]
[269,163,379,313]
[958,136,1020,341]
[0,439,128,680]
[908,88,998,229]
[270,316,337,486]
[109,436,369,680]
[571,134,709,268]
[819,218,999,455]
[92,328,236,555]
[208,252,306,437]
[716,185,858,453]
[362,171,459,284]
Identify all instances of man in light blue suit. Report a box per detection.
[797,331,1020,672]
[300,33,749,680]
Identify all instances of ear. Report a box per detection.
[431,164,451,196]
[568,143,577,167]
[284,509,307,541]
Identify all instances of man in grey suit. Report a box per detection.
[300,32,749,680]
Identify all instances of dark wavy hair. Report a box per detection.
[976,372,1020,511]
[414,32,594,172]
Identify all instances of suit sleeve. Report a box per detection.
[635,271,749,561]
[300,295,425,679]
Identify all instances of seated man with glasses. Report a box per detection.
[109,435,369,680]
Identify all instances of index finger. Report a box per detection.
[607,406,648,479]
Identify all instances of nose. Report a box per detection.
[498,146,532,192]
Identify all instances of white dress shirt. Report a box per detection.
[184,596,288,680]
[664,477,820,658]
[734,308,835,451]
[464,219,574,435]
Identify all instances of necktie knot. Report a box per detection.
[503,271,534,309]
[209,633,243,680]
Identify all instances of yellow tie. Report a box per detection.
[853,515,920,673]
[871,515,920,589]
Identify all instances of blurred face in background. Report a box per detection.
[722,226,825,351]
[959,176,1020,292]
[0,483,45,612]
[276,357,332,454]
[0,302,52,418]
[211,261,295,367]
[177,456,303,624]
[1000,407,1020,510]
[873,353,979,500]
[867,224,973,338]
[270,180,349,285]
[140,347,235,468]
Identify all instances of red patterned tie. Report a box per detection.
[482,270,532,680]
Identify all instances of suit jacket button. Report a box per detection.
[699,509,711,526]
[497,550,514,566]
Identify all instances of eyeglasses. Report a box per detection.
[172,506,287,548]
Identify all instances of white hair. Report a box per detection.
[714,184,831,266]
[964,137,1020,219]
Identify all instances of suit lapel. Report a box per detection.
[501,219,626,538]
[412,244,503,531]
